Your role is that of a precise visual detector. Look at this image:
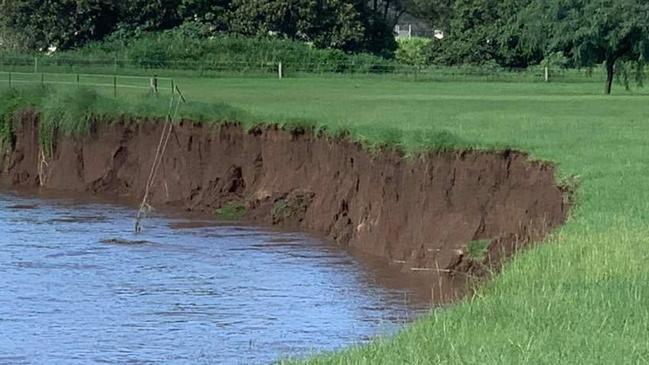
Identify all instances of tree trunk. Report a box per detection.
[384,0,390,20]
[605,58,615,95]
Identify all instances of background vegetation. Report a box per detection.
[2,0,648,93]
[0,0,400,56]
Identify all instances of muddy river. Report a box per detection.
[0,190,431,364]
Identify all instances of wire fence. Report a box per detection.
[0,54,609,84]
[0,71,175,98]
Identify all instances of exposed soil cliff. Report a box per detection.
[1,111,569,275]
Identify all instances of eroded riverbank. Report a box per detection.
[1,111,569,278]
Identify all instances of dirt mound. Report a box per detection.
[1,111,569,275]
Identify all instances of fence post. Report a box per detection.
[171,79,175,96]
[8,72,11,88]
[113,76,117,98]
[544,66,549,82]
[77,74,80,87]
[278,62,283,80]
[41,73,44,87]
[34,56,38,73]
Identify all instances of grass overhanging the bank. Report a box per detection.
[1,78,649,363]
[0,85,471,155]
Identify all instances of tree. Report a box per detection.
[228,0,395,56]
[178,0,231,32]
[117,0,183,33]
[540,0,649,94]
[1,0,197,50]
[1,0,119,50]
[0,0,397,56]
[436,0,541,67]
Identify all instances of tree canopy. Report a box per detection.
[431,0,649,93]
[544,0,649,94]
[1,0,119,50]
[0,0,398,56]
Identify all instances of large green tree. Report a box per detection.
[178,0,231,31]
[1,0,119,50]
[436,0,540,67]
[1,0,396,56]
[117,0,183,33]
[228,0,396,56]
[542,0,649,94]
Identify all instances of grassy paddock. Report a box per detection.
[1,77,649,363]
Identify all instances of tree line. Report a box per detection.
[0,0,420,57]
[1,0,648,93]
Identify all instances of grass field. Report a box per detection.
[2,75,649,363]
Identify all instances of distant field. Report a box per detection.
[2,75,649,363]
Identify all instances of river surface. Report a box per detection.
[0,190,431,364]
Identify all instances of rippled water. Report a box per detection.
[0,191,429,364]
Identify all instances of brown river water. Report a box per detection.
[0,188,436,364]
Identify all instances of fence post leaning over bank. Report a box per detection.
[134,85,186,233]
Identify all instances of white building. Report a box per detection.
[394,13,444,40]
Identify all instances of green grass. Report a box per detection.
[271,199,290,221]
[1,74,649,363]
[467,239,491,261]
[214,202,246,220]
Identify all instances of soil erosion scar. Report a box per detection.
[1,111,569,276]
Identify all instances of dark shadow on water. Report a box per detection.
[50,215,110,224]
[7,204,38,210]
[100,238,155,246]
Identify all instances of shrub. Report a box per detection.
[215,202,246,220]
[395,37,433,67]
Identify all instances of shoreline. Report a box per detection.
[1,110,569,300]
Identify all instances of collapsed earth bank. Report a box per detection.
[1,111,569,275]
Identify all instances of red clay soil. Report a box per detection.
[1,111,569,275]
